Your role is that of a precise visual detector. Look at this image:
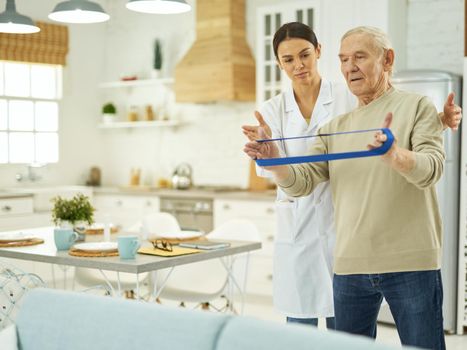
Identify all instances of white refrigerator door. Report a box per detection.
[378,70,461,333]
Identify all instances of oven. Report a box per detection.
[159,196,213,233]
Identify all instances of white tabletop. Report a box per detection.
[0,227,261,274]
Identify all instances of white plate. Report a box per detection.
[73,242,118,252]
[0,232,36,243]
[157,230,203,240]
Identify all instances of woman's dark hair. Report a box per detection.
[273,22,319,59]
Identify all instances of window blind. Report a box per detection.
[0,21,68,65]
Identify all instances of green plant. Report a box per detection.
[102,102,116,114]
[51,193,95,226]
[153,39,162,70]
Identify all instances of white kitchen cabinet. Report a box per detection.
[0,197,33,217]
[0,196,52,231]
[93,194,160,230]
[214,198,276,297]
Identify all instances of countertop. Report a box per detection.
[0,186,276,202]
[93,186,276,201]
[0,192,34,199]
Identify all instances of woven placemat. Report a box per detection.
[84,227,119,235]
[68,248,119,257]
[0,238,44,248]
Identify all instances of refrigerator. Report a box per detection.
[377,70,462,333]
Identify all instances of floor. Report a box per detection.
[240,294,467,350]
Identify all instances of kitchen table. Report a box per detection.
[0,227,261,310]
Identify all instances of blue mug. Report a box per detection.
[118,235,140,259]
[54,228,78,250]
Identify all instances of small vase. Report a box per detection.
[150,69,161,79]
[102,114,115,124]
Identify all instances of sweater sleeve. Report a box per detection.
[277,134,330,197]
[402,96,445,189]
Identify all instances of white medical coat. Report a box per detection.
[258,79,354,318]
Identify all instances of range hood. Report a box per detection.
[174,0,255,103]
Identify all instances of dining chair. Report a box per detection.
[0,260,45,329]
[73,212,181,297]
[155,219,261,313]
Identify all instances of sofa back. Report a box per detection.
[16,289,230,350]
[15,289,407,350]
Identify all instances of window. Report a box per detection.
[0,61,62,164]
[256,1,321,105]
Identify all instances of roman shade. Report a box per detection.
[0,21,68,65]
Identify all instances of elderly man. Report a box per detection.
[245,26,448,350]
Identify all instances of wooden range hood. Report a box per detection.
[175,0,255,102]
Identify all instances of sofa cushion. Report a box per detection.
[16,289,230,350]
[216,316,405,350]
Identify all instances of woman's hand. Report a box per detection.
[244,127,280,168]
[242,111,272,141]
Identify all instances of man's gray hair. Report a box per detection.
[342,26,394,75]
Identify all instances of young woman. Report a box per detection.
[242,22,461,328]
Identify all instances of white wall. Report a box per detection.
[97,0,253,188]
[406,0,464,75]
[0,0,463,189]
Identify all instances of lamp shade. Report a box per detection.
[126,0,191,14]
[48,0,110,24]
[0,0,40,34]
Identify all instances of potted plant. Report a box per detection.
[51,193,95,240]
[151,39,162,78]
[102,102,117,123]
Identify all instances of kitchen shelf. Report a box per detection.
[98,78,174,89]
[97,120,180,129]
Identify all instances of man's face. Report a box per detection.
[338,33,388,98]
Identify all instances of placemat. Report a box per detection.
[68,248,119,257]
[84,227,119,235]
[138,246,200,257]
[0,238,44,248]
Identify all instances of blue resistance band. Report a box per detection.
[255,128,394,167]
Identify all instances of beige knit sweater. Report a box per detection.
[278,87,445,274]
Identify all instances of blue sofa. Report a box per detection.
[11,289,408,350]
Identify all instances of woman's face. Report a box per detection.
[276,38,321,85]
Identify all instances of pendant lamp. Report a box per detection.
[126,0,191,14]
[48,0,110,24]
[0,0,40,34]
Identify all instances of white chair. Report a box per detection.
[0,260,45,329]
[156,219,261,313]
[73,212,181,297]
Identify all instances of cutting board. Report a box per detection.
[248,160,270,191]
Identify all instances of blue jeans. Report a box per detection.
[333,270,445,350]
[286,316,335,329]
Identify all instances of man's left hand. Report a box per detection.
[442,92,462,131]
